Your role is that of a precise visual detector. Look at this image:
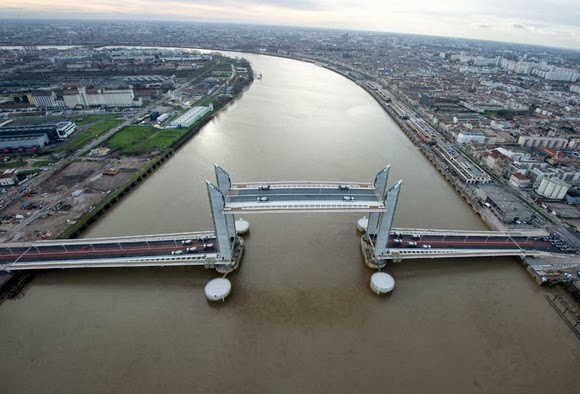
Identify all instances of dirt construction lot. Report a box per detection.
[0,156,150,242]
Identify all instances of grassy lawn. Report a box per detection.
[56,120,121,152]
[105,126,189,155]
[0,161,26,169]
[74,114,122,125]
[31,160,53,167]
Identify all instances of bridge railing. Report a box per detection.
[7,252,223,271]
[231,181,375,190]
[225,202,386,213]
[32,231,216,247]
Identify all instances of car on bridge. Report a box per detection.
[182,239,193,245]
[422,244,431,249]
[407,241,417,247]
[338,185,350,190]
[258,185,270,190]
[171,250,183,255]
[343,196,355,201]
[257,196,268,202]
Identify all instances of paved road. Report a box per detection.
[228,186,379,204]
[386,233,573,254]
[1,235,218,266]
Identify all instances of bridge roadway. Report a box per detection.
[0,227,573,272]
[1,232,223,271]
[225,182,384,213]
[374,228,574,259]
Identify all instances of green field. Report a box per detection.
[74,114,122,125]
[105,126,189,155]
[0,160,26,170]
[31,160,53,167]
[58,120,122,152]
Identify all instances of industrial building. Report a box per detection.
[0,169,18,186]
[0,121,75,150]
[30,86,142,109]
[0,134,49,151]
[517,135,568,150]
[433,144,491,184]
[0,122,76,142]
[536,177,570,200]
[168,104,213,128]
[476,184,533,223]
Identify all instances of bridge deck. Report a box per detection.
[1,232,225,271]
[1,228,574,272]
[226,182,384,213]
[374,230,574,258]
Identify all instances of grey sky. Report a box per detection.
[2,0,579,50]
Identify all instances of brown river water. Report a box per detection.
[1,53,578,393]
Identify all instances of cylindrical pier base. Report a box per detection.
[205,278,232,301]
[235,218,250,235]
[356,216,368,232]
[370,272,395,294]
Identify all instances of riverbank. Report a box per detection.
[0,61,254,300]
[307,55,580,321]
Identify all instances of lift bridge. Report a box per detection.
[0,165,570,273]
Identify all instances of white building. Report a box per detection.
[168,104,213,128]
[517,135,568,150]
[530,167,580,186]
[0,169,18,186]
[509,173,531,188]
[536,177,570,199]
[30,90,65,108]
[33,86,141,109]
[457,132,486,145]
[56,122,76,138]
[494,147,530,162]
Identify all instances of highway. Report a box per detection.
[1,228,574,271]
[1,233,220,270]
[384,233,571,254]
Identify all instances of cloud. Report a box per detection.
[1,0,580,50]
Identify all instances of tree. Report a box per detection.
[13,96,21,103]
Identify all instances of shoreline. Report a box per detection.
[0,60,254,300]
[1,46,577,303]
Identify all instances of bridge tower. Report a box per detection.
[373,181,402,257]
[366,166,403,260]
[214,164,237,240]
[206,181,234,261]
[367,165,390,235]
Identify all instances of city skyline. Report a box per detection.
[1,0,580,51]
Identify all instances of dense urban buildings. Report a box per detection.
[0,20,578,262]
